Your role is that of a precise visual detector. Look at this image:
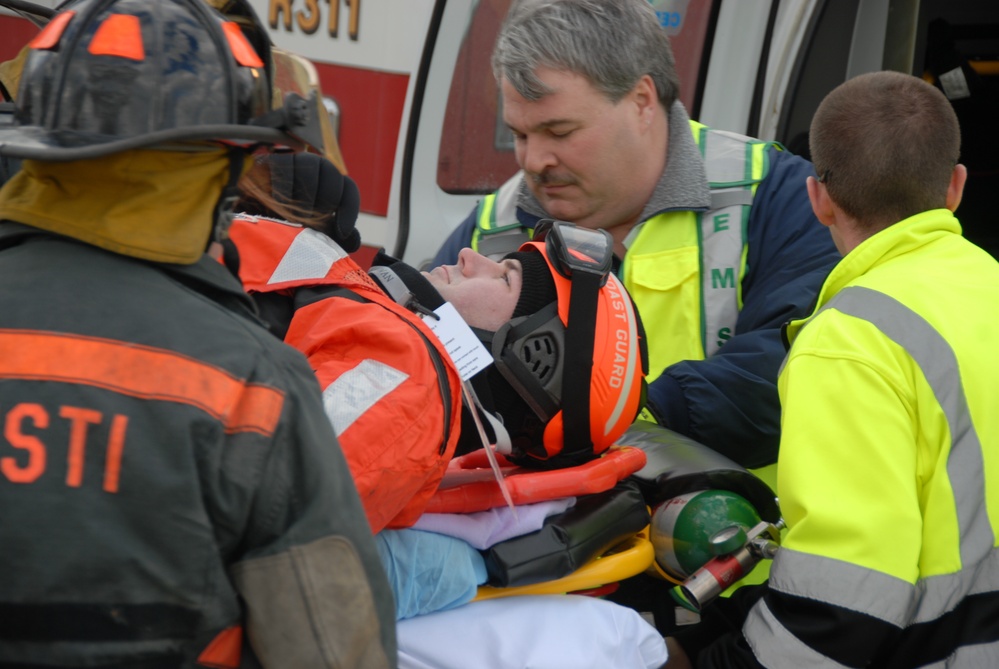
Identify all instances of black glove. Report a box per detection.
[265,152,362,252]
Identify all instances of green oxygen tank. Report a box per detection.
[650,489,761,580]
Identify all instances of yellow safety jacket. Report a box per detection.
[742,209,999,667]
[621,120,771,375]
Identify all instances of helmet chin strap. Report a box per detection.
[211,146,248,247]
[461,377,513,456]
[560,269,601,465]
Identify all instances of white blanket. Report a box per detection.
[397,594,668,669]
[411,497,576,549]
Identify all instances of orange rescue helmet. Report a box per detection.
[486,219,648,469]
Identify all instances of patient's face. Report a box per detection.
[423,248,522,331]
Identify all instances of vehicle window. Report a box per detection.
[775,0,861,158]
[436,0,719,195]
[916,0,999,257]
[779,0,998,258]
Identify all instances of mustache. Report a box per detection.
[529,171,576,188]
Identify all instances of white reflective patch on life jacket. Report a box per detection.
[322,359,409,435]
[268,228,349,284]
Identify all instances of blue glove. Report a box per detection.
[374,529,487,620]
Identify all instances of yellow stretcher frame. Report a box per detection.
[473,527,655,601]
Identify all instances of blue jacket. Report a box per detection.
[432,121,839,469]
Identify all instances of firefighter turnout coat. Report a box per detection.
[0,223,396,668]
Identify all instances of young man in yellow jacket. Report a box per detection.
[667,71,999,667]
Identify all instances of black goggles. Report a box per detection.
[533,219,613,286]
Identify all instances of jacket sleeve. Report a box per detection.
[229,349,398,669]
[736,332,917,667]
[664,583,767,668]
[431,209,478,267]
[647,148,840,468]
[680,585,901,669]
[694,318,922,668]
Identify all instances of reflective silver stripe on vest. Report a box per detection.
[704,128,764,185]
[699,129,754,356]
[769,548,917,626]
[268,228,349,284]
[476,229,530,260]
[474,172,529,260]
[750,526,999,666]
[322,359,409,435]
[767,546,999,627]
[748,285,998,665]
[493,171,522,225]
[710,190,755,209]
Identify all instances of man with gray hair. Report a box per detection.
[432,0,839,488]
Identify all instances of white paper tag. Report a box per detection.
[939,67,971,101]
[421,302,493,381]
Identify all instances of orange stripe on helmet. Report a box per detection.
[0,330,284,436]
[222,22,265,68]
[88,14,145,61]
[198,625,243,668]
[29,11,75,50]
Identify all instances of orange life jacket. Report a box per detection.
[228,215,462,532]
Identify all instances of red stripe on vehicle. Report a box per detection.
[312,62,409,217]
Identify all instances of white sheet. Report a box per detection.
[397,594,668,669]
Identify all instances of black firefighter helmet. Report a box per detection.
[0,0,323,162]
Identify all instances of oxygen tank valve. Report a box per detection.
[669,519,783,613]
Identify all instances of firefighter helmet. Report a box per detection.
[0,0,322,161]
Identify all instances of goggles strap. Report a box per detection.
[561,270,601,463]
